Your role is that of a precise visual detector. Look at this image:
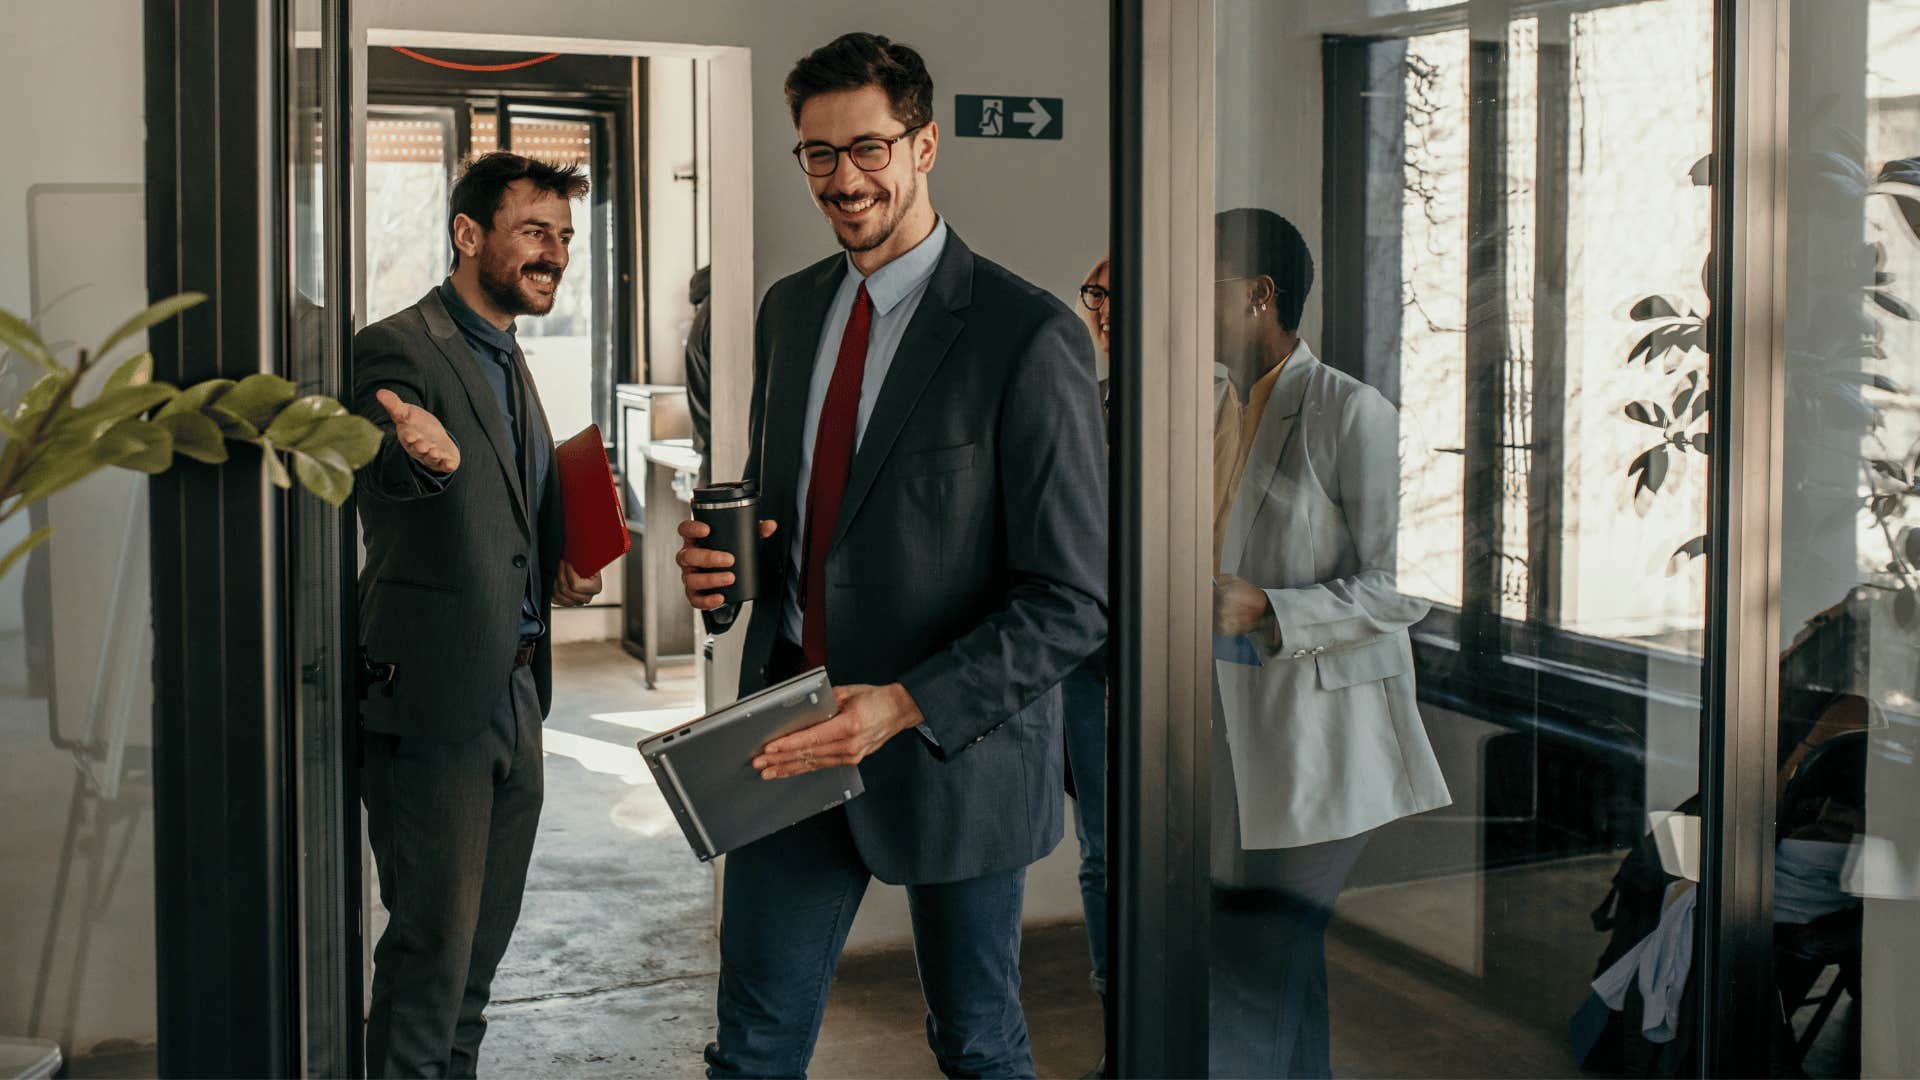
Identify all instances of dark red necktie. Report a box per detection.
[801,282,874,668]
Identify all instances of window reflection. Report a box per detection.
[1212,1,1711,1075]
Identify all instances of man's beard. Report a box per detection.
[477,247,563,316]
[827,175,918,254]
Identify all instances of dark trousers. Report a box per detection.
[1061,664,1109,998]
[1207,832,1370,1080]
[362,664,543,1079]
[704,638,1037,1080]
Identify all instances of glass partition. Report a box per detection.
[1203,1,1714,1074]
[1774,2,1920,1075]
[0,8,159,1077]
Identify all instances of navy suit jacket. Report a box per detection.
[734,229,1109,885]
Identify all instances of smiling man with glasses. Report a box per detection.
[675,30,1108,1080]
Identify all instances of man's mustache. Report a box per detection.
[521,262,564,279]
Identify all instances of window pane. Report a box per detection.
[1777,3,1920,1075]
[1207,1,1710,1074]
[509,116,597,439]
[365,109,454,324]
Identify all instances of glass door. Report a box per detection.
[1772,2,1920,1075]
[1116,1,1724,1074]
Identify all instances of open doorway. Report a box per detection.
[352,12,1107,1076]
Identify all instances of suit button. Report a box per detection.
[512,554,528,569]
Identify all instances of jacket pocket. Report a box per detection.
[376,576,461,595]
[892,442,976,478]
[1314,634,1411,691]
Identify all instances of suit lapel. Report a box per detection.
[829,234,973,550]
[1220,351,1317,574]
[761,256,847,531]
[419,289,532,537]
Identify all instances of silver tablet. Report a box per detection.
[637,667,865,861]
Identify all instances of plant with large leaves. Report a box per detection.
[1624,153,1920,576]
[0,292,381,579]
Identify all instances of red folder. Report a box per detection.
[556,424,632,577]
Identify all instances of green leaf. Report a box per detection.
[157,377,236,419]
[291,447,354,506]
[103,351,154,392]
[263,395,347,446]
[296,414,383,469]
[0,307,59,374]
[0,525,54,582]
[61,382,178,440]
[96,419,174,474]
[260,444,293,490]
[14,370,75,426]
[156,411,228,464]
[220,373,299,431]
[12,434,108,505]
[95,292,206,362]
[205,405,261,440]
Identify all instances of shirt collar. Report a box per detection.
[844,217,949,317]
[438,278,518,356]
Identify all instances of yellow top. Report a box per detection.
[1212,349,1292,570]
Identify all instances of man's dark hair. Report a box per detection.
[447,151,591,264]
[1216,207,1314,332]
[784,32,934,130]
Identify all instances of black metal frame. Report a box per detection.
[144,0,297,1073]
[1696,1,1776,1073]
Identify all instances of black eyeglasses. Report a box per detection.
[793,124,927,177]
[1078,284,1112,312]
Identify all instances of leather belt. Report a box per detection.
[513,641,538,669]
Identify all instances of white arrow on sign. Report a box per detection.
[1013,98,1053,137]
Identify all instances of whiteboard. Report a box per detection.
[25,183,154,790]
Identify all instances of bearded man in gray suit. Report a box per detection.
[352,151,604,1078]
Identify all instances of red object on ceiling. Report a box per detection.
[389,46,562,73]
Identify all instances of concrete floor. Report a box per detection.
[456,642,1860,1079]
[477,642,1106,1079]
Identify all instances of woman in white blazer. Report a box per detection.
[1207,209,1452,1079]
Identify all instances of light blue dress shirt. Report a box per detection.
[781,218,950,644]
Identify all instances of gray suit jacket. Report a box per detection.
[735,230,1108,885]
[353,288,565,740]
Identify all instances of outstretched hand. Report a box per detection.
[376,388,460,473]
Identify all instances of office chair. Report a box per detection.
[1773,727,1868,1075]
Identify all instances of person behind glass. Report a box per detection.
[673,33,1107,1080]
[352,152,605,1078]
[1066,258,1114,1073]
[1207,208,1451,1079]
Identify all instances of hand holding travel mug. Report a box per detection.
[690,481,761,605]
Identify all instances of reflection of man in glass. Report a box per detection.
[1208,208,1452,1079]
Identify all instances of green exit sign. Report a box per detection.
[954,95,1063,140]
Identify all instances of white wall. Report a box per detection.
[363,0,1111,313]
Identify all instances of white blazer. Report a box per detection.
[1214,342,1452,851]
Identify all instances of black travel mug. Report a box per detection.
[690,481,760,606]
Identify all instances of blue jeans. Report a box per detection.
[1061,665,1109,999]
[705,807,1036,1080]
